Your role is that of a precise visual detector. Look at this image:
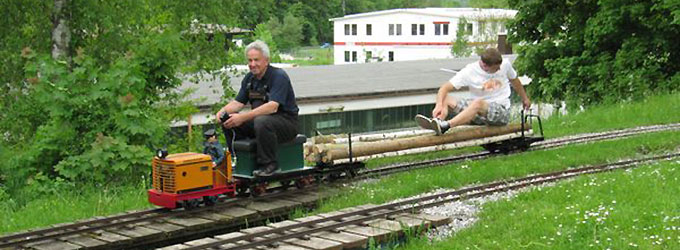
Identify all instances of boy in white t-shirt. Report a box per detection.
[416,48,531,135]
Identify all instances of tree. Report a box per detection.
[508,0,680,108]
[451,17,471,57]
[0,0,242,201]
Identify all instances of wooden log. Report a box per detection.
[318,124,530,163]
[332,130,531,164]
[310,129,436,144]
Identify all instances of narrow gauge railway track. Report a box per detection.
[182,152,680,250]
[1,123,678,249]
[0,187,322,249]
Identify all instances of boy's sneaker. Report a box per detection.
[414,114,450,135]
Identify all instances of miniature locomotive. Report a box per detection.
[148,134,364,209]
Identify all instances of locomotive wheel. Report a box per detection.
[236,186,249,197]
[184,199,200,210]
[250,184,267,197]
[280,180,292,190]
[203,195,219,206]
[295,177,311,189]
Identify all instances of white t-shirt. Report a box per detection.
[448,60,518,108]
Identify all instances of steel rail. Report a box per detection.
[186,152,679,250]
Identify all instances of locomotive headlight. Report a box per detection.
[156,148,168,159]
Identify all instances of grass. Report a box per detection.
[539,92,679,138]
[401,161,680,249]
[315,131,680,213]
[0,183,152,234]
[281,47,333,66]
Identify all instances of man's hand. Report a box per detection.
[432,105,448,120]
[522,98,532,110]
[223,113,248,128]
[215,111,225,124]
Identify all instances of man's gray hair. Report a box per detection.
[245,40,270,60]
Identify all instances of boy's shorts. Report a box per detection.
[448,99,509,126]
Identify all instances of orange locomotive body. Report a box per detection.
[147,151,235,209]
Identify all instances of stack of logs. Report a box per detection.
[305,124,531,164]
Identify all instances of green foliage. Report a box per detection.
[264,13,304,51]
[508,0,680,109]
[0,1,242,204]
[253,23,282,62]
[451,18,472,57]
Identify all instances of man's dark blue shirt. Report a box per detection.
[235,65,299,115]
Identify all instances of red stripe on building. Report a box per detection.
[334,41,493,46]
[433,21,450,24]
[356,42,451,46]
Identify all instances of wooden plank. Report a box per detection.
[89,230,131,244]
[30,240,81,250]
[283,236,341,250]
[339,225,393,243]
[60,234,107,248]
[312,231,368,249]
[163,216,213,227]
[268,220,342,250]
[365,219,404,236]
[404,213,451,227]
[114,225,162,239]
[196,210,234,222]
[217,206,258,219]
[157,243,190,250]
[390,214,431,229]
[141,220,185,232]
[242,199,300,214]
[277,192,322,207]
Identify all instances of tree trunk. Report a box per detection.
[51,0,71,64]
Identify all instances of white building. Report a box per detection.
[330,8,517,65]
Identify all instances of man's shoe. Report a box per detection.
[253,163,279,177]
[414,114,450,135]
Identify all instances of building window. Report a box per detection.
[389,24,402,36]
[388,51,394,62]
[344,51,350,62]
[352,24,357,35]
[352,51,357,62]
[435,23,449,36]
[499,23,506,33]
[344,24,350,35]
[366,51,372,61]
[466,23,473,34]
[478,21,486,35]
[413,24,426,35]
[366,24,372,35]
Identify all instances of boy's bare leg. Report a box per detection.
[446,98,489,127]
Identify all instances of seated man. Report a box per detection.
[416,48,531,135]
[202,129,225,167]
[216,40,299,177]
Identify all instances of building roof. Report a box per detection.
[179,56,510,108]
[329,8,517,22]
[175,55,523,126]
